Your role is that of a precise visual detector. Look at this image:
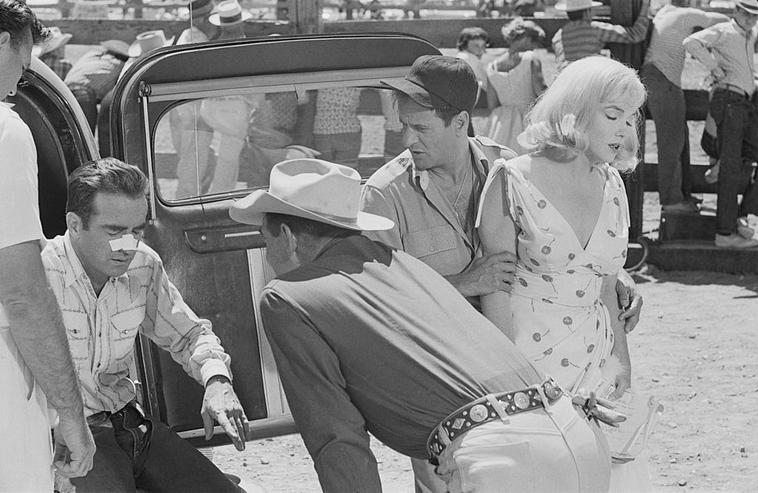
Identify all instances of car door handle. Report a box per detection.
[185,227,264,253]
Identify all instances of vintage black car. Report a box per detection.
[12,32,439,449]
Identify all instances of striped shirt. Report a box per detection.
[644,5,728,87]
[552,14,650,70]
[41,232,232,416]
[64,50,125,101]
[684,18,758,97]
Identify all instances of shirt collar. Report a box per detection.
[731,18,754,38]
[410,137,489,190]
[61,231,130,289]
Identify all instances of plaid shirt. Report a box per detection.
[41,56,72,81]
[552,15,650,71]
[41,232,232,416]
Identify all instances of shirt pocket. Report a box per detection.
[110,307,145,359]
[405,225,463,273]
[62,310,91,365]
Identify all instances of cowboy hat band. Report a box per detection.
[736,0,758,15]
[229,158,394,231]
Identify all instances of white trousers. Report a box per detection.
[0,327,53,492]
[427,394,611,493]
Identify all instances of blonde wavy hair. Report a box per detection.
[518,56,647,171]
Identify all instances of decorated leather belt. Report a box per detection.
[427,378,563,464]
[714,83,751,99]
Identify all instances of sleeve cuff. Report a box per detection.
[200,360,232,387]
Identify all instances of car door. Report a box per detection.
[109,33,440,446]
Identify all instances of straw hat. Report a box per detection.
[128,30,175,57]
[555,0,602,12]
[32,27,72,57]
[736,0,758,15]
[209,0,252,27]
[229,158,394,231]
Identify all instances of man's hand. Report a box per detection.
[201,376,249,451]
[615,272,643,334]
[711,66,726,83]
[53,408,95,478]
[451,251,517,297]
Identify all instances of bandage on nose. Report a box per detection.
[109,233,140,251]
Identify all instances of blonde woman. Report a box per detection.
[477,56,652,491]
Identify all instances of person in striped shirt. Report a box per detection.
[642,0,728,215]
[552,0,650,71]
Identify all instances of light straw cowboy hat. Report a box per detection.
[32,27,72,57]
[209,0,252,27]
[100,40,130,58]
[555,0,602,12]
[128,30,175,58]
[229,158,394,231]
[736,0,758,15]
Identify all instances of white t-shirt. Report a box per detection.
[0,102,44,327]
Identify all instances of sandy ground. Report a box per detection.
[209,266,758,492]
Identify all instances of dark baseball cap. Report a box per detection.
[381,55,479,114]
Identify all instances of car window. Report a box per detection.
[155,85,404,202]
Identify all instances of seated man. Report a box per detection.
[42,158,249,492]
[229,158,618,492]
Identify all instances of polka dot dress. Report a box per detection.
[487,161,630,394]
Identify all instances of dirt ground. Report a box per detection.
[209,266,758,492]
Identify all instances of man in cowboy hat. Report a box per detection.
[33,25,72,79]
[178,0,218,44]
[551,0,650,70]
[0,1,95,489]
[684,0,758,248]
[65,39,130,130]
[361,52,644,492]
[230,157,616,492]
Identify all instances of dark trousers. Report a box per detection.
[70,403,238,493]
[641,64,693,206]
[710,88,758,235]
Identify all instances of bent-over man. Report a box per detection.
[230,157,616,493]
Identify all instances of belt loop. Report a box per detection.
[485,394,510,424]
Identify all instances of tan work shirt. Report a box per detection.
[360,136,514,279]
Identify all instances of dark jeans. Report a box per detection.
[710,88,758,235]
[70,403,238,493]
[641,64,693,206]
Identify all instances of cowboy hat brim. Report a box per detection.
[208,10,253,26]
[555,1,602,11]
[229,190,394,231]
[101,40,131,58]
[128,36,175,58]
[32,32,73,57]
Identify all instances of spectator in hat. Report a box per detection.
[65,39,129,131]
[171,0,217,198]
[33,26,72,80]
[684,0,758,248]
[486,17,547,154]
[552,0,650,71]
[178,0,218,44]
[229,157,618,493]
[209,0,250,40]
[455,27,490,97]
[96,30,172,156]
